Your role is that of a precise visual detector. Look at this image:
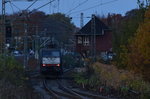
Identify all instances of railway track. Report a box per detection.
[42,75,114,99]
[57,79,115,99]
[43,79,59,99]
[29,68,116,99]
[43,78,85,99]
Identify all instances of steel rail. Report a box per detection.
[56,78,84,99]
[43,78,79,99]
[43,79,60,99]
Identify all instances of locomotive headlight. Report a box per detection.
[43,64,46,66]
[57,64,60,66]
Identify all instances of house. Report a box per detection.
[75,15,112,58]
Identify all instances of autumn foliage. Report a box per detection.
[126,7,150,81]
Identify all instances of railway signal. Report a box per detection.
[5,20,12,44]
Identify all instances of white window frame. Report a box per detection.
[83,36,89,46]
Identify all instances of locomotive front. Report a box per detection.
[40,49,63,75]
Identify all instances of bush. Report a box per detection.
[0,55,42,99]
[73,71,100,91]
[62,54,84,68]
[0,55,25,85]
[73,73,88,88]
[92,62,150,98]
[73,61,150,98]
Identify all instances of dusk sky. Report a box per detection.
[1,0,138,27]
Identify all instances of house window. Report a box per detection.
[77,36,82,44]
[83,36,89,46]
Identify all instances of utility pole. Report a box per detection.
[80,13,84,28]
[35,25,39,60]
[91,14,96,62]
[1,0,6,54]
[24,23,28,69]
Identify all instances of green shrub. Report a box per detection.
[0,55,42,99]
[92,62,150,98]
[62,54,84,68]
[73,73,88,88]
[128,80,150,99]
[73,72,101,90]
[0,55,25,85]
[73,60,150,98]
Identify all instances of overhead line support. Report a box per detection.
[1,0,6,54]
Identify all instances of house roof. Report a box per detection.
[76,16,109,35]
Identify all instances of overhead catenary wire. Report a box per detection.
[8,0,56,14]
[49,0,52,13]
[10,2,21,12]
[57,0,60,12]
[34,0,56,11]
[25,0,38,10]
[69,0,119,15]
[9,2,15,14]
[66,0,89,15]
[26,0,56,15]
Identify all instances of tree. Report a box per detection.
[7,11,76,50]
[126,7,150,81]
[45,13,75,45]
[113,8,145,68]
[137,0,150,8]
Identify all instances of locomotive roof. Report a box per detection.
[40,48,60,51]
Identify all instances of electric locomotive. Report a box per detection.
[40,48,63,75]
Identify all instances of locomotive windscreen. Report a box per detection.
[42,50,60,57]
[40,49,63,74]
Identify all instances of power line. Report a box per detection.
[69,0,119,15]
[25,0,38,10]
[10,2,21,11]
[57,0,60,12]
[49,0,52,14]
[34,0,56,11]
[66,0,89,15]
[71,0,78,7]
[26,0,56,15]
[8,0,55,14]
[9,2,15,14]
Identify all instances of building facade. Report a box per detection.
[75,15,112,57]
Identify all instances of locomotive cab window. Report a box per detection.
[42,51,60,57]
